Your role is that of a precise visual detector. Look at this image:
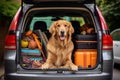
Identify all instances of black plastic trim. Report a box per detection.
[8,30,16,34]
[22,0,95,4]
[102,30,110,34]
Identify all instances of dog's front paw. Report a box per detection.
[41,63,49,70]
[70,64,78,71]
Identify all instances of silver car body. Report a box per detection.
[111,28,120,64]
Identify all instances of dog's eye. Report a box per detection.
[57,24,60,27]
[64,24,67,27]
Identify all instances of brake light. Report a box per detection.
[102,34,113,50]
[4,8,21,50]
[4,34,16,50]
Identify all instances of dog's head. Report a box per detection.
[49,20,74,41]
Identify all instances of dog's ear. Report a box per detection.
[69,23,74,34]
[67,23,74,43]
[49,22,56,35]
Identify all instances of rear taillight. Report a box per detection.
[4,34,16,50]
[4,7,21,50]
[96,7,113,50]
[102,34,113,50]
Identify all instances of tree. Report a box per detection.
[0,0,20,23]
[97,0,120,32]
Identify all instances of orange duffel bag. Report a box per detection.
[74,49,97,68]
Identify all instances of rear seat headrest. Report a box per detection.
[71,21,81,34]
[34,21,47,31]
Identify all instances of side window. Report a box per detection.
[111,30,120,41]
[29,17,53,30]
[27,16,94,35]
[71,17,95,34]
[71,17,85,26]
[29,16,71,31]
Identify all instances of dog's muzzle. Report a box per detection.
[59,31,66,40]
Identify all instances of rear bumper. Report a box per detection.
[4,49,113,80]
[5,72,112,80]
[114,57,120,64]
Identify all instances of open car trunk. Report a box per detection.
[20,7,99,71]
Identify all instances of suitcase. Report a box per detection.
[73,34,97,41]
[74,40,97,49]
[74,49,97,68]
[73,34,97,49]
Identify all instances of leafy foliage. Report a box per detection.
[97,0,120,32]
[0,0,20,19]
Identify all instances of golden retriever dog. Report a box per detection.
[42,20,78,71]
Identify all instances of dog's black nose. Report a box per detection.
[61,31,64,35]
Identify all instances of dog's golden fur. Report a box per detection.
[42,20,78,71]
